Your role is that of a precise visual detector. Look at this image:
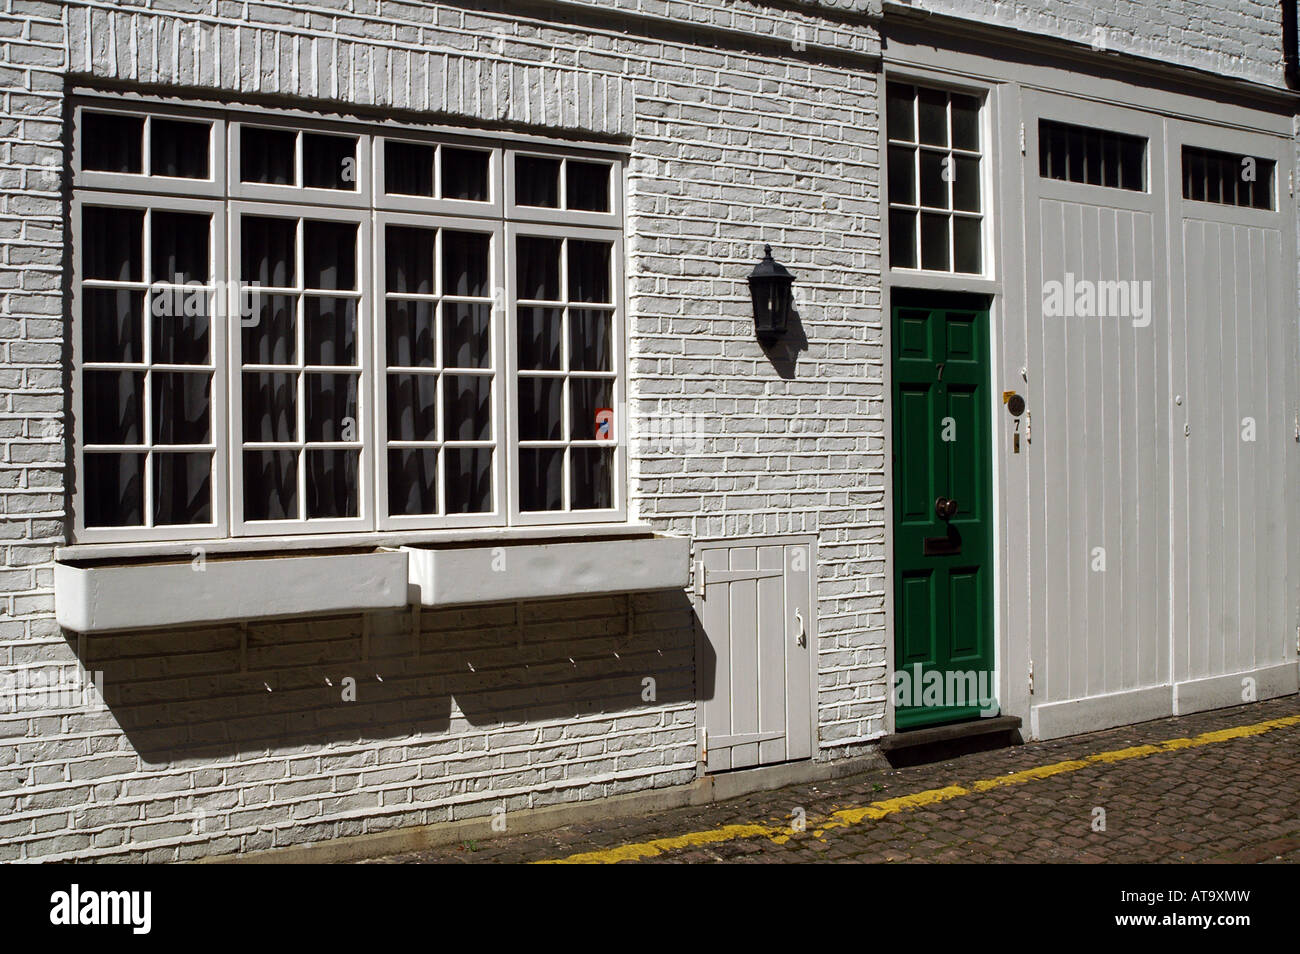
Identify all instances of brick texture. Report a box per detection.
[899,0,1287,89]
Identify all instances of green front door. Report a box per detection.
[891,293,995,730]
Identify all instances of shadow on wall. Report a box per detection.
[69,590,703,764]
[761,307,809,379]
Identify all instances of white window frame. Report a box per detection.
[228,119,371,209]
[70,189,230,543]
[70,95,630,545]
[505,221,627,526]
[372,134,504,220]
[505,146,624,228]
[72,101,227,199]
[374,210,507,530]
[228,201,374,536]
[884,79,989,277]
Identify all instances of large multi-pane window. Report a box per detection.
[71,100,624,542]
[886,82,984,274]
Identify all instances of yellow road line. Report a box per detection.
[535,711,1300,864]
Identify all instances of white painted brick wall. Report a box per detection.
[899,0,1288,89]
[0,0,1287,861]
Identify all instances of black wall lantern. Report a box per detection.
[747,244,795,344]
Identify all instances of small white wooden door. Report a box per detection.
[695,537,816,772]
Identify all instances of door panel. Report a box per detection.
[1021,90,1169,714]
[1168,115,1297,699]
[696,537,816,772]
[891,294,995,729]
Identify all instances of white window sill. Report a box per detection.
[404,535,690,607]
[54,524,689,632]
[55,548,410,633]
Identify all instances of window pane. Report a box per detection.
[443,375,491,442]
[83,288,142,363]
[152,452,211,525]
[385,299,435,368]
[888,210,917,269]
[568,240,611,303]
[442,230,490,297]
[84,370,144,444]
[570,446,613,510]
[917,88,948,146]
[569,308,612,372]
[151,211,210,284]
[441,147,489,201]
[519,447,563,511]
[567,160,610,212]
[304,221,356,290]
[1101,135,1120,189]
[1181,145,1272,210]
[1039,120,1146,193]
[919,151,948,209]
[241,126,295,184]
[303,133,357,190]
[243,372,297,442]
[953,217,982,274]
[569,378,613,441]
[304,297,357,366]
[152,304,210,365]
[444,447,492,513]
[385,140,434,196]
[517,236,561,300]
[517,306,562,370]
[243,293,296,366]
[152,371,211,444]
[243,450,297,521]
[517,377,561,441]
[84,453,144,527]
[305,373,358,442]
[516,155,560,207]
[887,145,915,205]
[443,302,490,369]
[388,447,438,516]
[241,216,296,288]
[920,213,950,271]
[386,225,435,295]
[386,373,438,442]
[306,449,358,518]
[885,83,914,142]
[952,156,980,212]
[82,112,144,174]
[83,207,143,282]
[950,94,980,151]
[151,118,210,179]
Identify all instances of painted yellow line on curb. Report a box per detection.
[534,711,1300,864]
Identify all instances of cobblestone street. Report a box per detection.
[370,697,1300,864]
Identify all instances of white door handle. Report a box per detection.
[794,610,807,647]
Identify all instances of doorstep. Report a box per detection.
[879,715,1024,767]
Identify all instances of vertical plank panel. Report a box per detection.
[727,546,759,769]
[1042,199,1071,702]
[1063,201,1088,700]
[701,546,731,772]
[1184,220,1209,680]
[757,544,786,764]
[784,543,813,760]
